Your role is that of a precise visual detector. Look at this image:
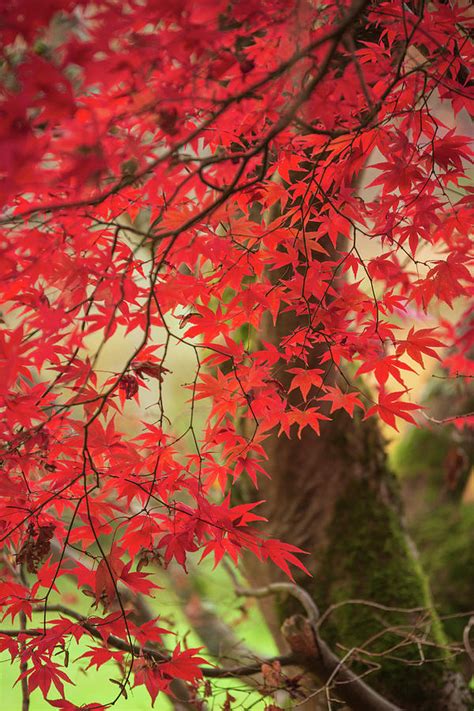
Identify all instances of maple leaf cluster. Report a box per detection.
[0,0,472,707]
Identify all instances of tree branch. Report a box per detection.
[48,540,200,710]
[232,578,403,711]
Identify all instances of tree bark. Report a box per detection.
[238,300,471,709]
[241,404,470,709]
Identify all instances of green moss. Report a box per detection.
[238,409,469,706]
[313,481,450,710]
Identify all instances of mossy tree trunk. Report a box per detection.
[235,75,471,705]
[242,406,470,709]
[239,302,470,709]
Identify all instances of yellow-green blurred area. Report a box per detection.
[1,556,278,709]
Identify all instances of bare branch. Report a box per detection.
[229,570,402,711]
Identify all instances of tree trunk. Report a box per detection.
[232,31,472,693]
[239,309,471,709]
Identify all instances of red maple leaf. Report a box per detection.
[288,368,324,400]
[395,327,444,367]
[319,386,364,416]
[364,390,422,431]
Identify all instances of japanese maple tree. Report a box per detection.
[0,0,472,709]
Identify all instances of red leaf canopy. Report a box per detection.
[0,0,472,706]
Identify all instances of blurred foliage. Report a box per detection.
[412,503,474,641]
[0,557,277,709]
[390,370,473,647]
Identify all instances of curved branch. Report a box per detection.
[233,578,402,711]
